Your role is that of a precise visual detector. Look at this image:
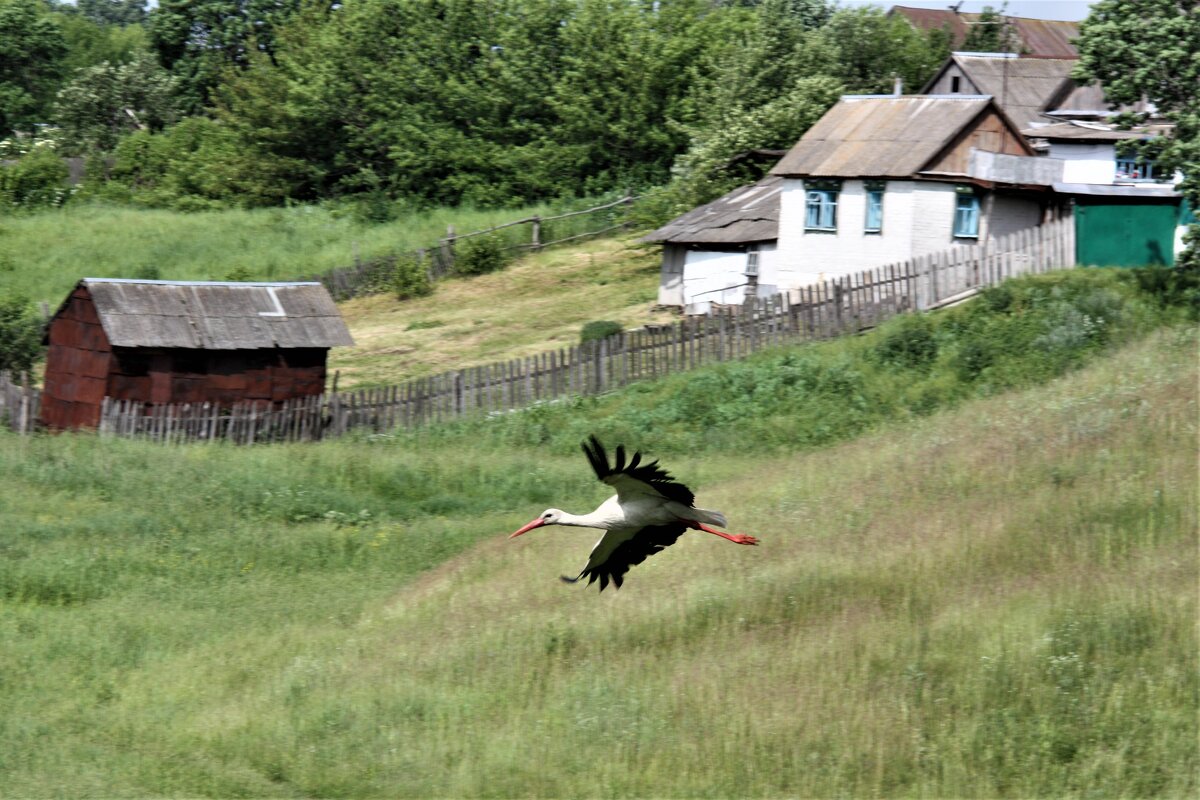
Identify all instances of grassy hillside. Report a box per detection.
[0,279,1194,796]
[0,201,579,307]
[332,235,675,387]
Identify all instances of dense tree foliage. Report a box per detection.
[1075,0,1199,268]
[960,3,1021,53]
[2,0,953,214]
[0,0,66,135]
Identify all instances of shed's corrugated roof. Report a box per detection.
[78,279,354,349]
[770,96,992,178]
[940,55,1076,128]
[890,7,1079,57]
[642,176,781,244]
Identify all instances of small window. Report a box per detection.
[805,189,838,231]
[745,245,759,277]
[1115,157,1157,182]
[864,189,884,233]
[953,193,980,238]
[950,75,961,93]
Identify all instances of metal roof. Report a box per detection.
[927,54,1077,128]
[642,176,781,245]
[1043,82,1154,118]
[1021,121,1162,142]
[74,279,354,350]
[890,6,1080,58]
[769,96,995,178]
[1053,182,1181,199]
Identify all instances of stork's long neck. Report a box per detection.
[556,510,609,529]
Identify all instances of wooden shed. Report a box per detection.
[40,279,354,430]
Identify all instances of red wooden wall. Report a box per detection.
[41,287,330,430]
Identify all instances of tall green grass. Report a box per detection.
[0,271,1194,796]
[0,201,570,305]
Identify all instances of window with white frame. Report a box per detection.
[953,190,980,238]
[805,189,838,231]
[864,182,884,233]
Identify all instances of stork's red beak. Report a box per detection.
[509,518,546,539]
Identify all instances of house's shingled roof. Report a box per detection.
[928,55,1077,128]
[889,6,1080,58]
[74,279,354,349]
[642,176,781,245]
[769,95,993,178]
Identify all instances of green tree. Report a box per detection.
[820,6,952,94]
[1075,0,1200,268]
[56,8,151,75]
[76,0,147,26]
[0,293,44,375]
[147,0,307,112]
[0,0,67,134]
[961,3,1021,53]
[55,55,180,152]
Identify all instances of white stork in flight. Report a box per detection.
[509,435,758,591]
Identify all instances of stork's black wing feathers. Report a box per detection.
[561,522,686,592]
[580,435,695,506]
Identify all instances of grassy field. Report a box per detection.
[0,201,578,307]
[0,277,1194,796]
[332,235,675,387]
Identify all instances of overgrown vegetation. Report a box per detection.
[407,269,1182,456]
[0,309,1193,796]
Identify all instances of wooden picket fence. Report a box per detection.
[0,370,41,434]
[314,195,637,300]
[88,217,1075,444]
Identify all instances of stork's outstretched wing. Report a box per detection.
[561,523,686,591]
[581,435,695,506]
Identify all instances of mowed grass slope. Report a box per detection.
[0,325,1194,797]
[330,235,675,388]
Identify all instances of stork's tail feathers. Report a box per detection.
[695,508,727,527]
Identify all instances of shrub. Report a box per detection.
[393,255,433,300]
[0,147,71,209]
[580,320,623,343]
[873,313,938,369]
[0,293,43,374]
[455,235,508,276]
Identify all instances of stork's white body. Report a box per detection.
[510,436,754,591]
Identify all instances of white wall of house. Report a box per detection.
[676,244,778,308]
[776,179,975,287]
[1049,142,1118,184]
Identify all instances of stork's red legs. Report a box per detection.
[686,520,759,545]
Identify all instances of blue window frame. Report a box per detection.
[805,189,838,230]
[953,193,980,238]
[1115,157,1158,182]
[864,189,884,233]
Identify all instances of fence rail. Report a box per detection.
[312,195,637,301]
[84,217,1074,444]
[0,371,40,434]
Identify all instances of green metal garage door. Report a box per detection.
[1075,201,1178,267]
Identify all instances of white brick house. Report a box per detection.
[648,95,1067,311]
